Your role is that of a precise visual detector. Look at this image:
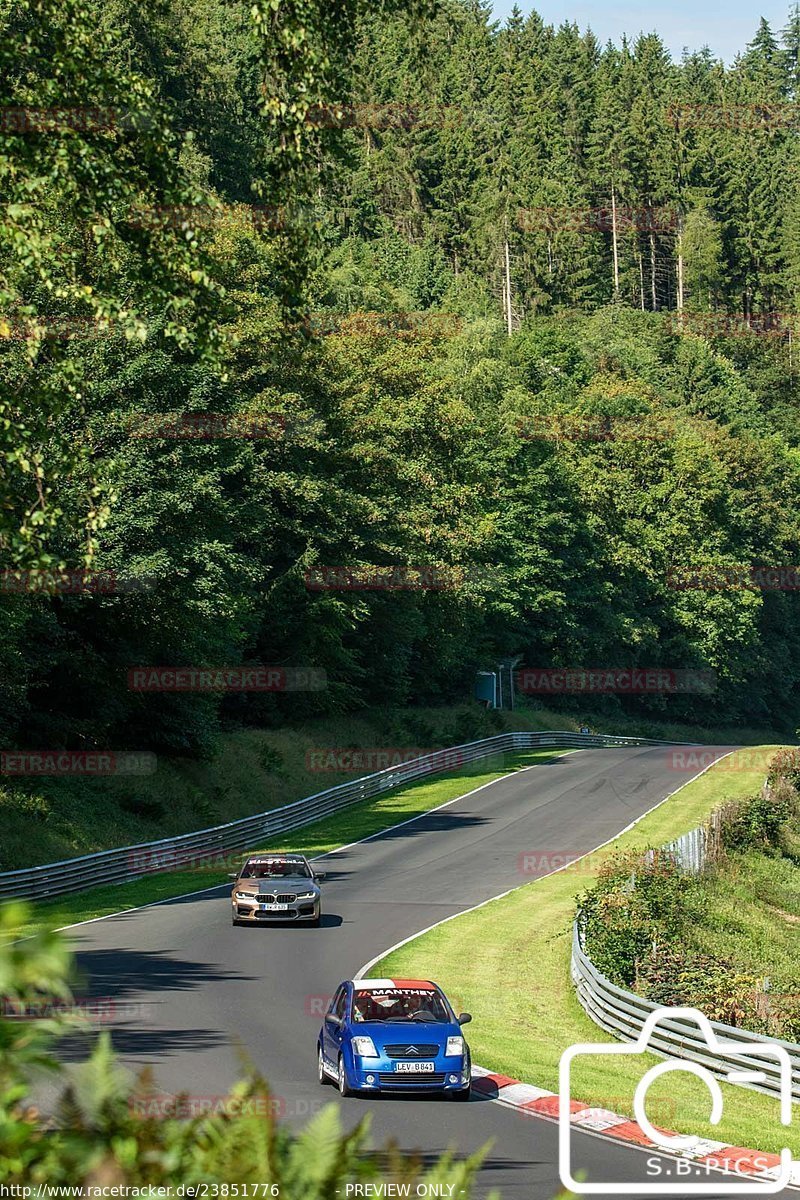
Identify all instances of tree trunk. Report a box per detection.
[611,183,620,298]
[639,252,645,310]
[676,215,684,324]
[504,237,513,336]
[650,231,657,311]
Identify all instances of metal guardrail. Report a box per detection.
[664,823,708,873]
[571,767,800,1101]
[0,729,686,901]
[572,923,800,1102]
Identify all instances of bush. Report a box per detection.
[577,849,694,987]
[717,784,797,853]
[258,744,285,774]
[448,706,497,745]
[576,759,800,1035]
[635,944,761,1027]
[767,747,800,792]
[118,793,166,820]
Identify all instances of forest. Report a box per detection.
[3,0,800,760]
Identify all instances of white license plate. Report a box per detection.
[260,903,289,911]
[394,1061,435,1073]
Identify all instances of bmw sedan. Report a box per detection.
[230,853,324,925]
[317,977,471,1099]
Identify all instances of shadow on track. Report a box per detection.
[57,1025,226,1062]
[232,913,343,929]
[71,946,257,999]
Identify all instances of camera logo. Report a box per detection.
[559,1007,793,1194]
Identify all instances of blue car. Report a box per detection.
[317,977,472,1099]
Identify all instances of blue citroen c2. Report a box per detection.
[317,977,472,1099]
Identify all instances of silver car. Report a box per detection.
[230,853,324,926]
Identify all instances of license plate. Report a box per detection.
[394,1061,435,1073]
[260,903,289,911]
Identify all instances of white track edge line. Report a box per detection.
[46,748,573,936]
[495,1099,800,1191]
[355,748,735,977]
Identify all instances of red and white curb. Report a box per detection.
[471,1066,798,1188]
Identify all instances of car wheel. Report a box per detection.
[311,909,322,928]
[231,914,242,926]
[338,1055,355,1097]
[318,1046,329,1086]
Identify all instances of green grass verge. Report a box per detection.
[1,708,509,871]
[7,749,561,942]
[377,745,800,1157]
[2,701,786,875]
[691,826,800,1002]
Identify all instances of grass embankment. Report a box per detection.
[692,827,800,1002]
[377,746,800,1157]
[1,707,507,870]
[6,748,561,942]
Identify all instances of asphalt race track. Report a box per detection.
[50,745,791,1200]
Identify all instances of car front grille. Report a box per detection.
[383,1044,439,1058]
[378,1072,446,1086]
[277,894,296,904]
[256,894,298,904]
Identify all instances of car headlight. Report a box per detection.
[351,1036,379,1058]
[234,891,254,901]
[295,891,317,900]
[446,1036,464,1057]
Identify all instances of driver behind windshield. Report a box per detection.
[352,989,447,1022]
[241,858,311,879]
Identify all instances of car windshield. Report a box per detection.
[241,859,311,879]
[352,987,450,1023]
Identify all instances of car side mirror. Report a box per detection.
[326,1012,340,1025]
[228,873,238,879]
[314,870,326,880]
[457,1013,472,1026]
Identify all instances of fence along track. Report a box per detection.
[0,730,688,900]
[571,771,800,1101]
